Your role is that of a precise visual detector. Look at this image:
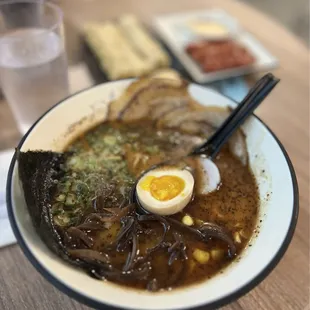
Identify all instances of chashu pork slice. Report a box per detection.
[108,77,189,122]
[158,105,248,165]
[179,121,214,136]
[156,106,193,128]
[159,106,231,129]
[148,97,189,120]
[108,77,156,120]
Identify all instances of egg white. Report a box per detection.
[136,169,194,216]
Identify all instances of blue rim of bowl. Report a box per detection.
[6,83,299,310]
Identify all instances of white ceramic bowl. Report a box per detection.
[6,80,298,310]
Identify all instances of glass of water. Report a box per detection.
[0,0,69,134]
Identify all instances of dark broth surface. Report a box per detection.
[52,120,259,290]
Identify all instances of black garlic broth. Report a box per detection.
[49,120,259,291]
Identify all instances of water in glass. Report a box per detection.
[0,27,69,134]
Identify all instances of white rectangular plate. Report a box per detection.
[153,9,279,83]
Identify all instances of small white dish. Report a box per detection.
[153,9,279,83]
[7,80,298,310]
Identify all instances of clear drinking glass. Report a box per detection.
[0,0,69,134]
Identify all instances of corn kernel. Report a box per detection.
[234,232,242,243]
[195,218,204,226]
[193,249,210,264]
[182,215,194,226]
[211,249,224,260]
[188,259,196,273]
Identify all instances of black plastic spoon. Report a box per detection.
[190,73,280,158]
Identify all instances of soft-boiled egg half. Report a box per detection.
[136,158,221,216]
[136,169,194,216]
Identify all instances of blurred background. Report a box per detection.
[240,0,309,45]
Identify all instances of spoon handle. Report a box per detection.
[191,73,280,158]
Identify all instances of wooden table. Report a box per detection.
[0,1,308,309]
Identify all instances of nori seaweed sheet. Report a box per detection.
[17,151,70,259]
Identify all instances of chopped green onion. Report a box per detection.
[65,193,76,206]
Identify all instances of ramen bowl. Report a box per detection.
[6,80,298,310]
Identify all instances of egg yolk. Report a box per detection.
[140,175,185,201]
